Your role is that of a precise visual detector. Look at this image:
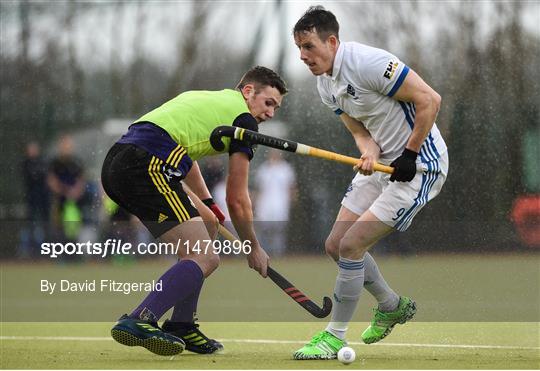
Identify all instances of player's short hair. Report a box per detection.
[237,66,288,95]
[293,5,339,41]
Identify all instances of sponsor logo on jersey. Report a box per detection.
[346,84,356,97]
[344,183,353,197]
[384,58,399,80]
[163,165,183,182]
[332,94,337,104]
[158,213,168,223]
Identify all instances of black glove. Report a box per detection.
[390,148,418,182]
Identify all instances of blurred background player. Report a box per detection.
[292,7,448,359]
[101,66,287,356]
[18,141,49,258]
[47,134,86,243]
[254,149,296,256]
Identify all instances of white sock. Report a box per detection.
[363,252,399,311]
[326,257,364,340]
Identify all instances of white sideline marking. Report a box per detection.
[0,336,538,351]
[1,336,112,341]
[223,339,540,350]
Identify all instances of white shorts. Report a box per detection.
[341,151,449,231]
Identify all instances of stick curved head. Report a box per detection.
[319,296,333,318]
[210,126,236,151]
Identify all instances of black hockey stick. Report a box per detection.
[217,225,332,318]
[267,266,333,319]
[210,125,394,174]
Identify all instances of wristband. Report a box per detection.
[201,198,215,208]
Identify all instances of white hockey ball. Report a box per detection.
[337,346,356,364]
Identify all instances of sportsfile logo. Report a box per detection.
[40,238,252,258]
[384,58,399,80]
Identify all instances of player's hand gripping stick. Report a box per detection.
[217,224,332,319]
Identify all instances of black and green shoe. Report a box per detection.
[162,320,223,354]
[111,314,185,356]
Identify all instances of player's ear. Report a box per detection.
[240,84,255,100]
[327,35,339,51]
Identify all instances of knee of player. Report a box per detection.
[338,235,365,258]
[324,236,340,260]
[197,252,220,277]
[207,253,220,272]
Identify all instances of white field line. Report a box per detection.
[0,336,538,351]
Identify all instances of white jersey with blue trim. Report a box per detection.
[317,41,447,164]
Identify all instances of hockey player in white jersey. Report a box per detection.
[292,6,449,360]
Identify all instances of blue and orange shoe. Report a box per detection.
[111,314,185,356]
[162,320,223,354]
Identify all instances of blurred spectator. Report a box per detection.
[254,149,296,256]
[511,195,540,248]
[47,134,86,242]
[18,141,50,258]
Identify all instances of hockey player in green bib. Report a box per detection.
[102,66,287,356]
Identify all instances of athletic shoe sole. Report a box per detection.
[111,327,185,356]
[184,342,224,354]
[293,353,337,360]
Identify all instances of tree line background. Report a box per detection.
[1,1,539,254]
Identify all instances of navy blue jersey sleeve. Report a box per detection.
[229,112,258,160]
